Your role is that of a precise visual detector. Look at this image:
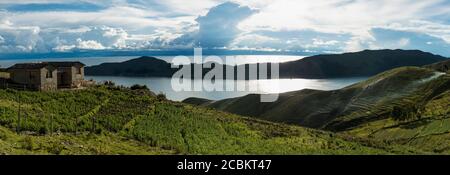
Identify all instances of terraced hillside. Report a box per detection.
[345,88,450,153]
[184,62,450,153]
[424,59,450,73]
[342,62,450,153]
[185,66,448,130]
[0,86,397,155]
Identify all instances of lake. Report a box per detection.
[1,55,368,101]
[85,76,367,101]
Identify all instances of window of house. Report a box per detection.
[46,70,53,78]
[76,67,82,74]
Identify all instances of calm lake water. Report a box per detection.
[85,76,367,101]
[1,55,368,101]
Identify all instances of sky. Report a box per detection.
[0,0,449,57]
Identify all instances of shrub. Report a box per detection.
[130,84,149,90]
[156,92,166,101]
[38,126,49,135]
[21,136,36,151]
[103,81,115,86]
[0,131,7,140]
[48,142,64,155]
[391,104,424,121]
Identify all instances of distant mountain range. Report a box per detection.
[85,49,448,79]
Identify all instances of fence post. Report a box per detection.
[16,95,21,133]
[50,114,54,136]
[75,105,78,135]
[24,112,27,132]
[92,116,96,133]
[75,116,78,135]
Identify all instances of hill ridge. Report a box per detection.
[85,49,448,79]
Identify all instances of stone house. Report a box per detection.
[5,61,85,90]
[7,63,58,91]
[47,62,85,88]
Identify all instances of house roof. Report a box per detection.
[46,62,85,67]
[8,63,54,70]
[7,61,85,70]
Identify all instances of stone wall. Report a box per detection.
[39,67,58,91]
[71,66,85,88]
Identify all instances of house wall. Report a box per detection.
[9,69,42,87]
[0,72,9,79]
[39,67,57,91]
[55,66,84,88]
[8,68,57,91]
[56,67,73,87]
[71,66,84,88]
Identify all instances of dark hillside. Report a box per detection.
[86,50,447,79]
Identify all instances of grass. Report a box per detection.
[343,73,450,153]
[0,85,398,155]
[3,65,449,155]
[0,126,172,155]
[123,102,392,154]
[184,67,445,131]
[184,66,450,154]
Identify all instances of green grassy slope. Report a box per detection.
[0,86,396,155]
[424,59,450,73]
[184,62,450,153]
[345,88,450,153]
[185,67,447,131]
[326,68,449,130]
[342,73,450,153]
[0,126,172,155]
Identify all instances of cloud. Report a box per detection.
[53,39,106,52]
[368,28,450,56]
[239,0,450,35]
[3,6,165,31]
[230,29,351,53]
[0,19,44,53]
[309,39,340,47]
[5,2,105,12]
[344,27,450,56]
[48,26,126,52]
[75,39,105,50]
[0,20,131,52]
[0,0,450,56]
[166,2,258,49]
[124,0,219,16]
[382,20,450,43]
[195,2,257,48]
